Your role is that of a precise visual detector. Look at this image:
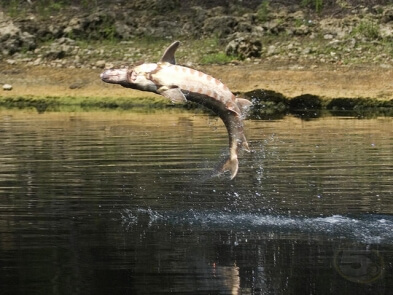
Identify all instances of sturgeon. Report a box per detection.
[100,41,252,179]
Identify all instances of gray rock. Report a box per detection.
[380,23,393,38]
[266,45,277,56]
[319,17,358,39]
[44,48,66,60]
[301,47,312,55]
[262,19,285,35]
[41,37,77,60]
[203,16,238,38]
[382,7,393,23]
[149,20,181,38]
[236,21,254,33]
[6,59,16,65]
[3,84,12,91]
[95,60,106,68]
[294,24,311,36]
[32,57,42,65]
[63,16,85,37]
[226,34,262,60]
[0,11,36,55]
[115,22,133,39]
[129,0,177,13]
[181,6,207,37]
[63,11,118,40]
[56,37,76,45]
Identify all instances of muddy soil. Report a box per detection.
[1,61,392,101]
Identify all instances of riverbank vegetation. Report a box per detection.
[1,0,393,115]
[2,91,392,119]
[2,0,393,66]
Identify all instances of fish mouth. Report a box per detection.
[100,68,128,84]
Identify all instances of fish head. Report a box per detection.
[100,63,158,92]
[100,68,129,85]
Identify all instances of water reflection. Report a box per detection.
[0,109,392,294]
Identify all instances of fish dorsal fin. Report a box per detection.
[159,41,180,64]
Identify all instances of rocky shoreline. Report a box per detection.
[2,2,393,68]
[1,1,393,114]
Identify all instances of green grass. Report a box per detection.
[257,0,270,22]
[199,52,235,64]
[0,95,171,113]
[2,0,99,18]
[353,20,380,40]
[75,37,235,65]
[301,0,324,13]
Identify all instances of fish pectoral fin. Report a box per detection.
[236,98,253,118]
[158,87,187,103]
[226,104,242,117]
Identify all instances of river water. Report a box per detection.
[0,109,392,294]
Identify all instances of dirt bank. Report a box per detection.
[1,61,392,101]
[1,1,393,103]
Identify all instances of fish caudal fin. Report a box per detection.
[215,156,239,180]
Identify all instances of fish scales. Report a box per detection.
[153,64,236,104]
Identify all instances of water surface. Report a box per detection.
[0,109,392,294]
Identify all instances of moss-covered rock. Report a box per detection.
[289,94,322,110]
[243,89,289,119]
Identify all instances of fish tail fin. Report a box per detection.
[214,157,239,180]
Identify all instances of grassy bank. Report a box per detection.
[2,91,392,119]
[0,95,171,113]
[245,90,393,119]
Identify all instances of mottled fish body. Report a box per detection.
[100,41,252,179]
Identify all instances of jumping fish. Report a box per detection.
[100,41,252,179]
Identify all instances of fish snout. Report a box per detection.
[99,71,109,81]
[100,69,128,84]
